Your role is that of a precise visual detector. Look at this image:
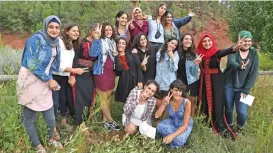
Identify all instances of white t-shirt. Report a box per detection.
[53,38,75,76]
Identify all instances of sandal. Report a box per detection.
[53,129,61,141]
[36,148,47,153]
[49,140,64,150]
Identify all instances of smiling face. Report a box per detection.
[170,87,182,99]
[117,13,128,26]
[167,39,178,51]
[182,35,193,50]
[141,83,157,100]
[134,9,142,20]
[240,38,252,51]
[65,26,79,40]
[104,25,113,38]
[165,12,173,24]
[158,5,167,17]
[117,39,126,52]
[202,36,213,50]
[47,22,60,38]
[139,35,147,48]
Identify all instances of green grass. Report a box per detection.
[1,76,273,153]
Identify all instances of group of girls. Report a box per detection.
[16,2,259,152]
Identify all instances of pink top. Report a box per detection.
[17,48,57,111]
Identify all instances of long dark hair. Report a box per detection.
[61,23,81,50]
[101,22,115,39]
[161,10,173,26]
[179,33,196,61]
[152,2,167,20]
[132,33,150,53]
[116,37,128,52]
[159,37,179,62]
[115,11,128,29]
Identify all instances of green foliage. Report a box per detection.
[259,52,273,71]
[0,36,22,75]
[226,1,273,53]
[1,76,273,152]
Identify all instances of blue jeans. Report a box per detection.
[23,106,55,147]
[52,90,59,117]
[224,84,248,128]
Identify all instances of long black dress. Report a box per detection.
[135,47,156,82]
[72,38,96,125]
[198,47,235,133]
[115,53,143,103]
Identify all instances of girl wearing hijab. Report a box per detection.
[161,10,194,41]
[195,33,245,139]
[89,22,120,131]
[128,7,149,44]
[17,15,63,152]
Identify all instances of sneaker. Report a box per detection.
[109,121,120,131]
[103,122,112,131]
[235,127,244,136]
[220,129,233,138]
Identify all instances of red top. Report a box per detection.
[129,20,149,43]
[119,55,129,70]
[197,33,219,59]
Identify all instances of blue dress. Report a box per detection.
[156,98,193,148]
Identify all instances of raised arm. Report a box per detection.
[173,16,192,29]
[216,47,235,59]
[89,39,102,58]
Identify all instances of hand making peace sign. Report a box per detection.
[233,35,247,51]
[194,54,204,65]
[163,91,173,106]
[141,54,149,66]
[94,24,102,39]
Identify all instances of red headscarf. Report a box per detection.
[197,33,219,59]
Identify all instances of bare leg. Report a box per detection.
[101,90,114,122]
[188,96,197,117]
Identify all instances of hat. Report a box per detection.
[239,31,252,39]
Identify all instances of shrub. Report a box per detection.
[0,36,22,75]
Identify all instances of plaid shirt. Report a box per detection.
[123,87,156,126]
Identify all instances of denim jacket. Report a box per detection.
[21,33,60,82]
[185,59,199,85]
[89,39,103,75]
[155,51,179,91]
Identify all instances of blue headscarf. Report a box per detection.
[38,15,61,47]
